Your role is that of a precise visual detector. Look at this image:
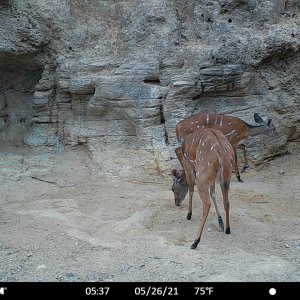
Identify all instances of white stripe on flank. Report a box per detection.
[225,129,237,136]
[191,137,195,146]
[206,114,209,124]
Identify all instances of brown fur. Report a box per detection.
[172,128,235,249]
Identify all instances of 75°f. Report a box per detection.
[194,287,214,296]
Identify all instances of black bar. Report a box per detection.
[0,282,298,298]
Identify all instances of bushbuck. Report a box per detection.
[175,113,277,182]
[171,128,235,249]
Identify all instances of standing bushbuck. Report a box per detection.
[175,113,277,182]
[171,128,235,249]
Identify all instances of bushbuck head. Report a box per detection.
[171,169,188,206]
[254,113,277,136]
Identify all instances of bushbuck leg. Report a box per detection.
[191,183,211,249]
[220,167,231,234]
[233,148,243,182]
[210,184,224,231]
[186,172,195,220]
[182,166,195,221]
[239,144,250,173]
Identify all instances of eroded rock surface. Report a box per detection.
[1,0,300,178]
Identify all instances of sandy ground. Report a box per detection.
[0,143,299,282]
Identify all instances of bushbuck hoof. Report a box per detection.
[237,175,244,183]
[190,239,200,249]
[225,228,231,234]
[218,216,224,231]
[186,212,192,220]
[241,164,250,173]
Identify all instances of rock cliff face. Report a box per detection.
[1,0,300,179]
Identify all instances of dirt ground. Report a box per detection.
[0,143,299,282]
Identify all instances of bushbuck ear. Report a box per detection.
[171,169,182,182]
[254,113,265,125]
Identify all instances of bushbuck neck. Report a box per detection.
[171,128,234,249]
[247,124,271,136]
